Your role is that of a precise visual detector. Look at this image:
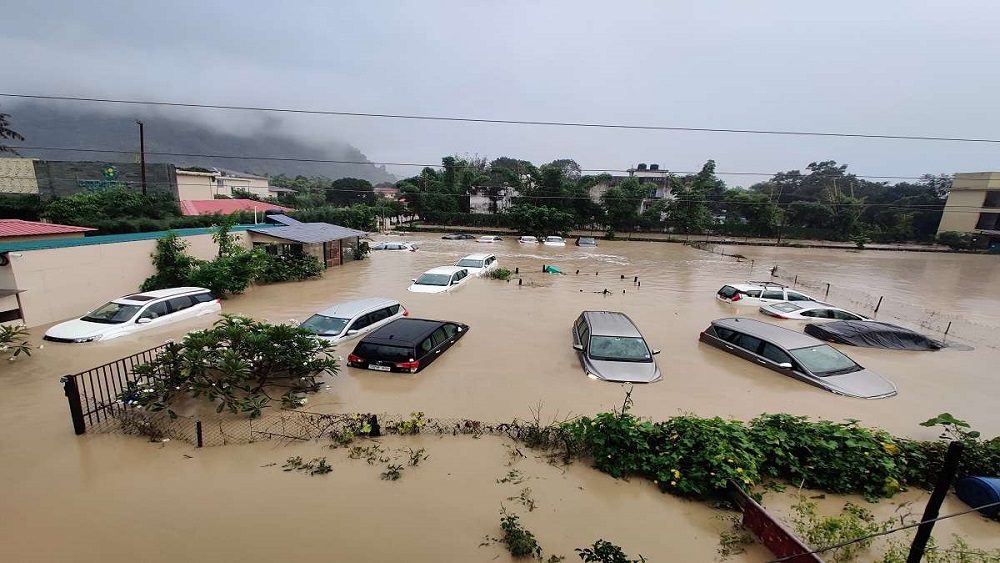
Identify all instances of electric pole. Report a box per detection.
[136,120,147,195]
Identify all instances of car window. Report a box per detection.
[350,314,372,331]
[580,326,591,348]
[732,333,764,353]
[761,343,793,365]
[369,308,390,323]
[191,292,216,304]
[786,291,810,301]
[300,315,350,336]
[387,304,400,315]
[354,343,413,362]
[833,310,862,320]
[762,290,784,300]
[799,310,818,318]
[443,323,458,338]
[811,309,835,319]
[717,286,738,298]
[772,302,802,313]
[744,290,762,298]
[788,345,859,376]
[430,327,448,347]
[139,302,170,320]
[167,296,194,313]
[419,337,433,355]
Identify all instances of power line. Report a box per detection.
[6,145,945,181]
[2,92,998,144]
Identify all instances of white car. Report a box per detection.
[716,282,822,306]
[543,236,566,246]
[299,297,408,345]
[371,241,418,251]
[760,301,869,322]
[43,287,221,343]
[408,266,472,294]
[477,235,503,243]
[518,236,538,244]
[455,253,499,277]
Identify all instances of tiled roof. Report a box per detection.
[248,223,367,244]
[179,199,291,216]
[0,219,95,238]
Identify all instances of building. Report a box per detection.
[179,200,291,217]
[0,158,179,198]
[175,167,281,200]
[937,172,1000,246]
[373,184,400,199]
[248,215,367,268]
[0,219,95,243]
[588,163,672,213]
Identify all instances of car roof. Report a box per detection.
[545,236,564,239]
[710,317,820,349]
[423,266,467,275]
[314,297,400,318]
[724,281,790,291]
[363,318,453,345]
[116,287,210,304]
[459,253,493,261]
[582,311,644,338]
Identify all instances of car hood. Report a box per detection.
[407,284,449,294]
[819,368,897,399]
[44,319,121,340]
[585,357,661,383]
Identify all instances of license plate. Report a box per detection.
[368,364,391,372]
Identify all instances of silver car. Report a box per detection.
[299,297,407,345]
[698,317,897,399]
[572,311,662,383]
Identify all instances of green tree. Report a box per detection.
[722,189,779,236]
[507,204,575,237]
[601,178,648,232]
[328,178,375,206]
[0,108,24,155]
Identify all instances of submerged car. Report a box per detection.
[518,235,539,244]
[347,317,469,373]
[572,311,661,383]
[759,301,869,321]
[371,241,418,251]
[575,237,598,247]
[298,297,408,345]
[477,235,503,243]
[699,317,897,399]
[442,233,476,240]
[407,266,472,294]
[805,320,943,351]
[43,287,221,343]
[543,236,566,246]
[717,282,822,306]
[455,253,499,277]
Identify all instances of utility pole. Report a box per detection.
[136,120,147,195]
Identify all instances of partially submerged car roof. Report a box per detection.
[117,287,211,304]
[804,320,943,350]
[710,317,819,349]
[315,297,399,319]
[583,311,644,338]
[364,318,452,346]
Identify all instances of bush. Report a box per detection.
[141,233,198,292]
[257,253,323,283]
[487,267,514,281]
[936,231,976,251]
[0,324,31,359]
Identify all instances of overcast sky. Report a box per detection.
[2,1,998,185]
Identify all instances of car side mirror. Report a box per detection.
[456,327,463,332]
[778,362,793,369]
[651,349,661,355]
[411,279,417,282]
[572,344,584,351]
[347,329,359,335]
[136,318,152,324]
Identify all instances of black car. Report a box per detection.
[347,318,469,373]
[442,233,476,240]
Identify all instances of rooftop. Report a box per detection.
[248,223,367,244]
[0,219,96,238]
[179,199,291,216]
[0,224,271,254]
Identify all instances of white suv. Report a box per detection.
[716,282,822,306]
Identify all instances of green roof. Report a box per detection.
[0,224,276,253]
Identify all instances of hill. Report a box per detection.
[3,103,396,184]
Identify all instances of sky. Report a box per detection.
[2,0,999,186]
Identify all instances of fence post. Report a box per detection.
[945,322,952,336]
[61,375,87,435]
[824,283,831,300]
[907,441,964,563]
[749,260,754,274]
[196,420,203,448]
[874,296,884,314]
[793,275,798,287]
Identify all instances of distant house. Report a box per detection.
[248,215,367,268]
[938,172,1000,248]
[179,199,291,218]
[0,158,178,198]
[0,219,95,243]
[175,167,290,200]
[373,185,400,198]
[588,163,672,213]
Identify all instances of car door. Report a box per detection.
[167,295,198,322]
[364,307,394,334]
[759,289,785,304]
[725,331,765,364]
[832,309,864,320]
[786,291,812,302]
[134,301,172,333]
[347,313,373,337]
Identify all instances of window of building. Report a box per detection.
[975,213,1000,231]
[984,191,1000,209]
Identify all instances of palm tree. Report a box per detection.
[0,109,25,155]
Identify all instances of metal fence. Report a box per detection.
[60,344,171,435]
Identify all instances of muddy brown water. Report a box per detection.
[1,237,998,561]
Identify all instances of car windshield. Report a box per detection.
[415,273,452,286]
[299,314,350,336]
[456,259,485,268]
[353,343,414,362]
[771,302,803,313]
[579,238,595,244]
[588,336,652,362]
[545,237,562,242]
[81,302,142,324]
[788,345,860,376]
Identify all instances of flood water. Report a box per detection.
[1,236,998,561]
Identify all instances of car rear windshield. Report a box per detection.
[771,302,803,313]
[456,259,484,268]
[788,345,860,376]
[588,336,652,362]
[81,302,142,324]
[415,273,451,286]
[578,238,595,244]
[717,286,738,298]
[353,343,414,362]
[299,315,350,336]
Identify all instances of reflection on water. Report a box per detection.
[2,235,999,560]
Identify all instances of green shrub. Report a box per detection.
[487,267,514,281]
[257,253,324,283]
[499,508,541,559]
[140,233,198,292]
[576,539,646,563]
[0,324,31,359]
[936,231,976,251]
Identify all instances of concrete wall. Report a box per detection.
[32,160,178,199]
[937,172,1000,234]
[0,158,39,194]
[176,171,219,200]
[6,231,249,328]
